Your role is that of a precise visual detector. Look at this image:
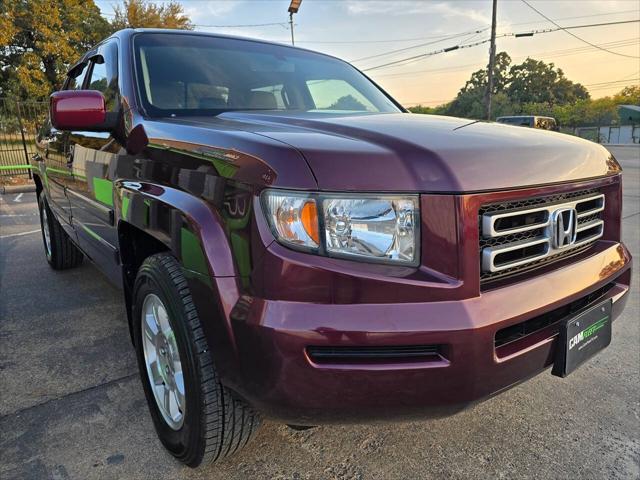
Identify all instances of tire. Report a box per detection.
[38,194,83,270]
[132,253,260,467]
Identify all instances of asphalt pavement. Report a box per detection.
[1,147,638,480]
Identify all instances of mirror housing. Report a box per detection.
[50,90,115,131]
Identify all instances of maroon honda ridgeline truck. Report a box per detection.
[33,29,631,467]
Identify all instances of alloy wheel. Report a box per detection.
[141,293,186,430]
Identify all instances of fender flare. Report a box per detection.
[115,180,244,384]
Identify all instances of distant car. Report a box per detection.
[497,115,558,131]
[33,29,631,468]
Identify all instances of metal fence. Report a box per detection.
[0,98,49,179]
[574,124,640,145]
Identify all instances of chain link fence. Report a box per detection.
[0,98,49,181]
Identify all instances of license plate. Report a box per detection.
[552,299,612,378]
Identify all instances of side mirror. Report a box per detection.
[50,90,114,131]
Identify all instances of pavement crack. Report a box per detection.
[0,372,138,420]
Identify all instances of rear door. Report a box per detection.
[65,40,123,283]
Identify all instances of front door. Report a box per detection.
[38,62,91,234]
[66,40,123,284]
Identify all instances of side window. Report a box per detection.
[88,62,108,91]
[306,79,376,112]
[65,63,89,90]
[87,41,119,110]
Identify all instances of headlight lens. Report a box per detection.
[262,191,419,265]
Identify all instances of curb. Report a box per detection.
[1,184,36,195]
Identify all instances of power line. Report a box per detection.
[349,29,488,63]
[585,78,639,86]
[280,11,640,44]
[363,38,494,71]
[362,19,640,71]
[98,8,639,41]
[370,38,639,81]
[195,22,289,28]
[504,9,640,28]
[411,39,638,74]
[99,10,288,28]
[520,0,640,59]
[237,10,640,43]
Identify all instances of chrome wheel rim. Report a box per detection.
[41,203,51,257]
[141,293,185,430]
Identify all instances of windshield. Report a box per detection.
[133,33,401,117]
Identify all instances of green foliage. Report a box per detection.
[112,0,193,30]
[328,95,368,111]
[507,58,588,106]
[431,52,590,120]
[411,52,635,127]
[1,0,112,100]
[518,85,640,127]
[408,105,440,114]
[0,0,193,101]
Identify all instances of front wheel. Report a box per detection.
[132,253,260,467]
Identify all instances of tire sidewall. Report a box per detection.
[132,258,204,464]
[38,195,53,263]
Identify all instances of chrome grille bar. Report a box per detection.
[481,193,604,274]
[482,194,604,238]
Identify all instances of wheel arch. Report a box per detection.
[115,181,243,383]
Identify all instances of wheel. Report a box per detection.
[38,194,83,270]
[132,253,260,467]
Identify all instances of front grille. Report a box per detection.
[306,345,442,363]
[479,189,604,283]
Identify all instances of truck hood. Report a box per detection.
[165,112,618,192]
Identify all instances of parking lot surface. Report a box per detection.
[1,147,638,480]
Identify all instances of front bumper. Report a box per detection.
[230,242,631,424]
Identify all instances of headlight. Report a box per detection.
[262,190,419,265]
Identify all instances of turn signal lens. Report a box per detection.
[263,191,319,249]
[301,201,320,244]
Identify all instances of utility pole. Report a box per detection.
[288,0,302,46]
[485,0,498,120]
[289,12,295,45]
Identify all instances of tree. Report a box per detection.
[507,58,588,106]
[445,52,511,119]
[1,0,112,100]
[1,0,195,100]
[438,52,589,120]
[613,85,640,106]
[112,0,193,30]
[328,95,368,111]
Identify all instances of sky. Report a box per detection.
[94,0,640,106]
